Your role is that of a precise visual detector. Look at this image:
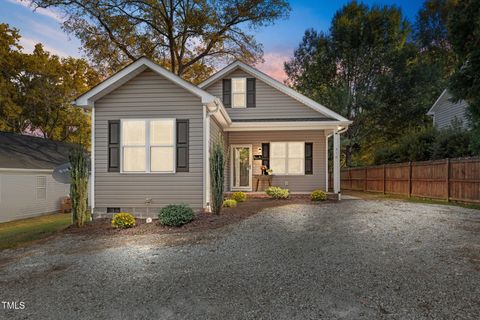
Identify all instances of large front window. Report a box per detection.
[121,119,175,173]
[232,78,246,108]
[270,142,304,175]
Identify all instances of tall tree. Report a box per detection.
[412,0,457,111]
[285,2,409,165]
[447,0,480,153]
[31,0,291,82]
[0,23,99,148]
[0,24,27,133]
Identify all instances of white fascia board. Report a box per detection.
[427,89,447,115]
[199,61,350,122]
[224,120,351,132]
[75,57,217,107]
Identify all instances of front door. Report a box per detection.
[231,145,252,191]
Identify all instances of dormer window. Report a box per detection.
[232,78,246,108]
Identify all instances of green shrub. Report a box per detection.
[210,140,225,215]
[158,204,194,227]
[231,191,247,202]
[111,212,136,229]
[311,189,327,201]
[265,186,289,199]
[223,199,237,208]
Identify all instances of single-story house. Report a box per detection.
[74,57,351,218]
[0,132,72,223]
[427,89,470,130]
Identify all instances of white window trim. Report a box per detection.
[120,118,176,174]
[36,176,47,200]
[231,77,246,108]
[270,141,305,176]
[230,144,253,191]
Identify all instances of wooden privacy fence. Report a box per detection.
[333,157,480,204]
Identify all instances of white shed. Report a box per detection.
[0,132,73,223]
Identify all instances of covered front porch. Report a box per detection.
[219,122,345,196]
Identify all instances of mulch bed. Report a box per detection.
[64,195,326,237]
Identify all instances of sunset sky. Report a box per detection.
[1,0,422,81]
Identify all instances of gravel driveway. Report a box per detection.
[1,198,479,319]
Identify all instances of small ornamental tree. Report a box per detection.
[69,146,89,227]
[210,140,225,215]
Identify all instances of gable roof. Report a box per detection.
[427,89,448,115]
[427,89,469,116]
[199,61,350,122]
[75,57,218,107]
[0,132,76,170]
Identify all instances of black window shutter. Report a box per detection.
[247,78,256,108]
[305,143,313,174]
[176,120,189,172]
[222,79,231,107]
[108,120,120,172]
[262,143,270,168]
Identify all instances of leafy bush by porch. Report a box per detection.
[265,186,289,199]
[111,213,136,229]
[231,192,247,202]
[158,204,194,227]
[223,199,237,208]
[311,190,327,201]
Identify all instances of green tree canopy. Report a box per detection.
[31,0,291,82]
[285,2,410,165]
[0,23,99,148]
[447,0,480,153]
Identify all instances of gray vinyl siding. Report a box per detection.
[226,130,327,192]
[0,171,70,223]
[94,69,204,213]
[432,92,469,130]
[204,68,327,120]
[210,117,225,147]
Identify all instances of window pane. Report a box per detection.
[233,93,245,108]
[288,158,303,174]
[270,158,286,175]
[288,142,304,158]
[232,78,246,93]
[271,142,286,157]
[151,147,174,172]
[151,119,174,145]
[123,147,146,172]
[122,120,145,145]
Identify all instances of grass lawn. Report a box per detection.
[0,213,71,250]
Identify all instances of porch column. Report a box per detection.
[333,130,341,195]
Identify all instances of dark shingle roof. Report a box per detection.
[0,132,77,169]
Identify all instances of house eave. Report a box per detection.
[224,120,352,132]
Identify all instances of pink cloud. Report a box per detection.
[255,51,293,82]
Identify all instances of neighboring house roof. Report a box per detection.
[199,60,351,123]
[0,132,75,170]
[74,57,220,107]
[427,89,448,116]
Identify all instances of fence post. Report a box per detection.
[364,167,367,191]
[349,168,352,190]
[446,158,450,202]
[383,164,386,194]
[408,162,412,198]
